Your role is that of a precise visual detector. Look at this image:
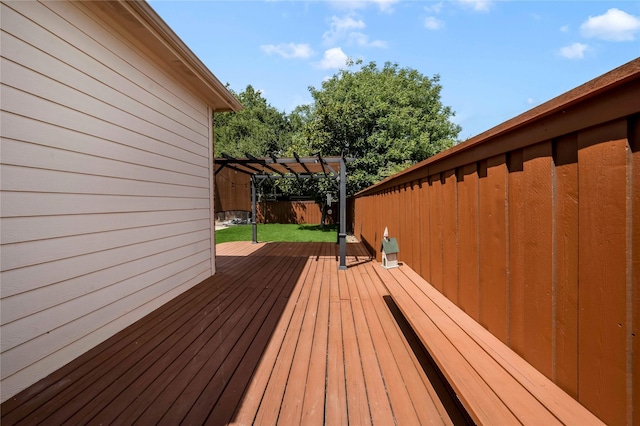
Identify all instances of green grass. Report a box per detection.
[215,223,338,244]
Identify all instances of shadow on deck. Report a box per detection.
[1,242,466,425]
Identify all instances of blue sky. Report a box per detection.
[148,0,639,139]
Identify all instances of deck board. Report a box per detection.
[347,268,395,425]
[2,241,457,425]
[300,244,331,425]
[361,262,455,425]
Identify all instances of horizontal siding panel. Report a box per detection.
[0,0,218,403]
[1,258,211,380]
[0,268,211,403]
[1,239,211,325]
[2,1,208,135]
[1,93,208,174]
[1,218,211,271]
[1,129,208,186]
[1,57,207,161]
[0,210,210,244]
[1,229,211,298]
[1,30,207,146]
[47,0,210,127]
[1,192,210,217]
[0,164,209,199]
[1,76,208,166]
[1,249,211,357]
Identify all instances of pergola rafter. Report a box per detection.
[214,153,353,269]
[293,152,312,175]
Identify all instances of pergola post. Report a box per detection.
[338,156,347,270]
[251,176,258,244]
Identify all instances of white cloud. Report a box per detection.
[333,15,366,32]
[372,0,398,13]
[526,98,536,105]
[348,32,387,47]
[323,15,365,45]
[424,16,445,30]
[559,42,589,59]
[424,2,444,14]
[560,25,569,33]
[318,47,349,69]
[349,32,368,45]
[323,15,386,48]
[457,0,492,12]
[261,43,315,59]
[329,0,398,13]
[580,8,640,41]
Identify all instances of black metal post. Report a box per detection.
[338,157,347,270]
[251,176,258,244]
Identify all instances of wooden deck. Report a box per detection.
[1,242,464,425]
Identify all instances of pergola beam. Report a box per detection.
[246,152,283,176]
[270,153,299,178]
[221,153,264,174]
[316,153,328,178]
[293,152,312,174]
[253,174,335,180]
[215,162,254,176]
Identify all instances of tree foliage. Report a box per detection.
[213,62,461,199]
[213,85,292,158]
[303,60,461,195]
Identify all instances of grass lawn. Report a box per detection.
[215,223,338,244]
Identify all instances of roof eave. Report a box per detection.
[128,1,243,112]
[93,0,243,112]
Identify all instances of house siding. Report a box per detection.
[0,0,215,402]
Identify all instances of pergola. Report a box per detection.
[214,153,353,269]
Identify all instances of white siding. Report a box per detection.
[0,0,216,401]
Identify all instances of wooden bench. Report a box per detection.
[374,263,605,425]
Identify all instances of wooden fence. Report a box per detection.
[353,58,639,425]
[214,167,251,213]
[214,168,335,225]
[257,201,336,225]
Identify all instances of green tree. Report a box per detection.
[304,60,461,195]
[214,85,292,158]
[284,104,314,157]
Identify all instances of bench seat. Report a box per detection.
[373,263,604,425]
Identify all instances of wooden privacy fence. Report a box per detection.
[353,58,640,425]
[257,201,336,225]
[214,168,338,225]
[214,167,251,213]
